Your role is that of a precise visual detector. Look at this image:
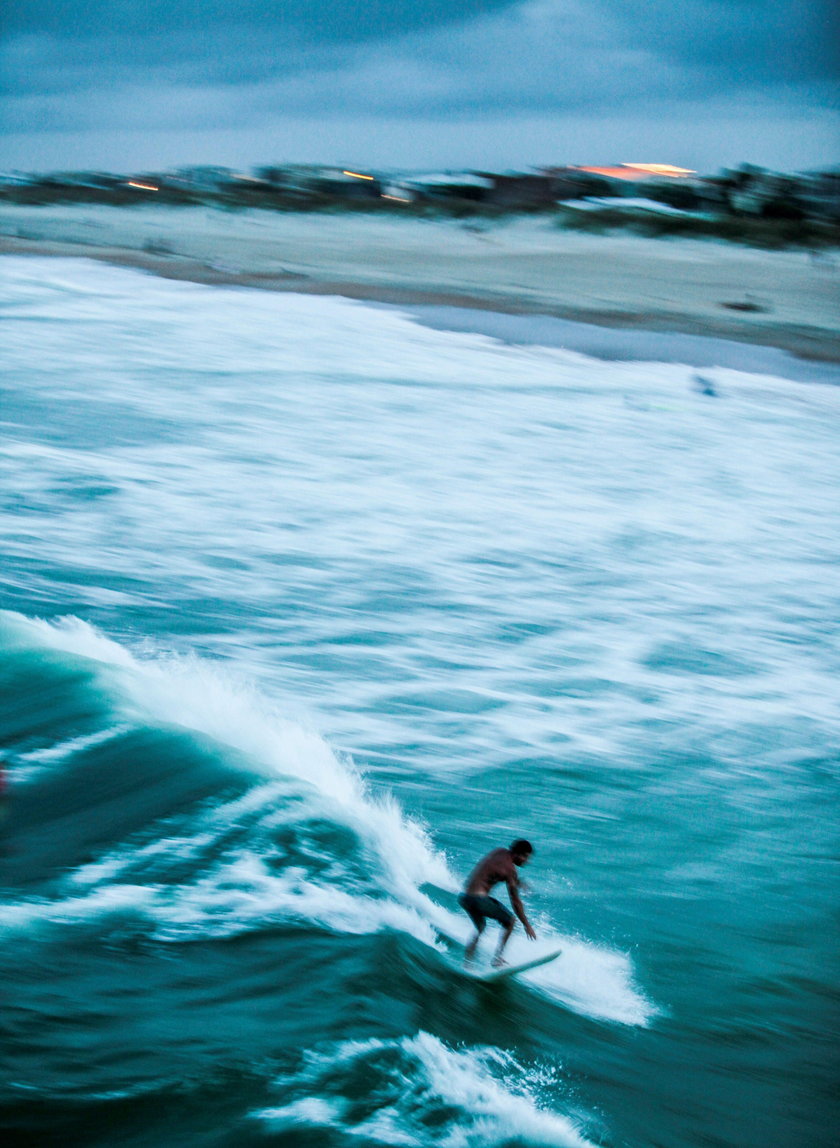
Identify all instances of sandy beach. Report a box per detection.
[1,203,838,363]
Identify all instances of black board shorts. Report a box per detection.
[458,892,515,930]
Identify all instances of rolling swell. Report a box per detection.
[0,610,453,937]
[1,610,644,1146]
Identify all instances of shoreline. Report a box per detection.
[398,305,840,386]
[2,208,839,365]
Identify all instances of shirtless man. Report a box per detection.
[458,839,537,966]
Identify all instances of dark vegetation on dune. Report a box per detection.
[2,169,839,251]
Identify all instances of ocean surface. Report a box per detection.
[1,255,838,1148]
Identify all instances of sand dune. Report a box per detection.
[1,203,838,362]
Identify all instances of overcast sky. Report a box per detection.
[3,0,838,174]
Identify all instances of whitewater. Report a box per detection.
[1,254,838,1147]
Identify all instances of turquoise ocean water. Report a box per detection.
[1,255,838,1147]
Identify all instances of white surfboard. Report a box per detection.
[472,948,563,982]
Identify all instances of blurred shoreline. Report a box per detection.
[2,204,838,364]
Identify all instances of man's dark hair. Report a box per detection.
[509,839,533,856]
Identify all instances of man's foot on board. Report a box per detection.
[491,956,508,969]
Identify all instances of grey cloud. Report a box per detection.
[607,0,840,82]
[5,0,837,98]
[2,0,517,47]
[2,0,836,151]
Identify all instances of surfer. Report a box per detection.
[459,839,537,966]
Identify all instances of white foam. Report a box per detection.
[525,935,656,1027]
[149,851,443,945]
[255,1030,595,1147]
[13,725,129,784]
[440,917,654,1026]
[257,1096,345,1133]
[0,884,156,934]
[18,726,128,765]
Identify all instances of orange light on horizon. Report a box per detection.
[127,181,159,191]
[343,170,375,180]
[574,167,639,181]
[625,163,696,176]
[575,164,695,181]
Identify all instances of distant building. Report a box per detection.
[0,171,36,186]
[397,172,494,203]
[477,172,557,209]
[714,166,807,219]
[39,171,123,189]
[169,166,240,191]
[540,166,617,200]
[256,165,381,199]
[798,169,840,221]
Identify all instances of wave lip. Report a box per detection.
[1,607,454,887]
[254,1030,596,1148]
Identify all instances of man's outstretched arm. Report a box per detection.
[508,881,537,940]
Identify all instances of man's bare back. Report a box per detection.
[464,847,520,897]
